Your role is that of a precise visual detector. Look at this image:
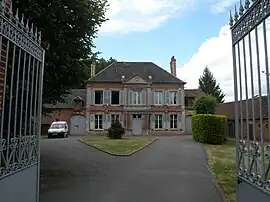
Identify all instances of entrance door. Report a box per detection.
[132,114,143,135]
[70,115,86,135]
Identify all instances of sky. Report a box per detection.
[94,0,270,102]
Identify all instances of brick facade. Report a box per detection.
[86,80,185,136]
[233,119,269,141]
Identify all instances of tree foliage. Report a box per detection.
[13,0,108,107]
[193,94,217,114]
[107,120,125,139]
[198,67,225,103]
[81,57,117,85]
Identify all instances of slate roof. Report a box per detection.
[215,96,269,120]
[44,89,86,109]
[87,62,186,84]
[184,89,203,97]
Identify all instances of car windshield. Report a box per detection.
[50,123,65,129]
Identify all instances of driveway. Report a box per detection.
[40,136,224,202]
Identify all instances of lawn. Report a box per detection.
[204,139,237,202]
[80,135,157,156]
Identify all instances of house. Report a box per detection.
[85,56,186,136]
[184,89,203,115]
[41,57,203,136]
[41,89,86,135]
[215,96,269,141]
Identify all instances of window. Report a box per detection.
[111,114,120,123]
[133,114,142,119]
[168,91,177,105]
[111,91,120,105]
[132,91,141,105]
[248,123,254,140]
[95,90,103,104]
[154,91,163,105]
[155,115,163,129]
[95,115,103,129]
[170,115,178,129]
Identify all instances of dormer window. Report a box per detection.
[73,96,84,110]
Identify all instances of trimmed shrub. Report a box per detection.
[107,120,125,139]
[192,114,228,144]
[193,94,217,114]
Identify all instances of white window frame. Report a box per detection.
[168,91,177,105]
[132,91,141,105]
[155,114,163,129]
[154,91,163,105]
[111,114,120,123]
[170,114,178,129]
[94,89,104,105]
[94,114,103,130]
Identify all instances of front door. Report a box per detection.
[132,114,142,135]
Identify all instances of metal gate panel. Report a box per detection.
[230,0,270,200]
[0,1,45,202]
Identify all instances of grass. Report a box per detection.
[204,138,270,202]
[80,135,157,155]
[204,139,237,202]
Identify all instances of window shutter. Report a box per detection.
[152,91,155,105]
[162,115,165,129]
[103,90,108,104]
[129,90,133,105]
[142,90,146,105]
[90,89,94,105]
[90,114,94,122]
[87,89,90,105]
[151,114,155,129]
[108,90,111,104]
[120,90,124,105]
[160,91,164,105]
[176,91,180,105]
[164,91,169,105]
[165,114,169,129]
[120,114,124,127]
[178,114,181,130]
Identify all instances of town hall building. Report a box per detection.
[42,57,202,136]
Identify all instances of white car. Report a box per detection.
[48,121,69,138]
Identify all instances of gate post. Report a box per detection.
[229,0,270,201]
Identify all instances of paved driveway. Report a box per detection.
[40,136,224,202]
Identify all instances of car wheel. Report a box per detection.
[48,134,52,139]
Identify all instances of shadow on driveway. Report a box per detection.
[40,136,224,202]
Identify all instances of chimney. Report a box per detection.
[170,56,176,77]
[90,63,96,78]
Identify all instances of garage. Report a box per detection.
[70,115,86,135]
[185,115,192,135]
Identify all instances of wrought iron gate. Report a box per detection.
[230,0,270,201]
[0,1,45,202]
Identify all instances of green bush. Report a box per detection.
[192,114,228,144]
[193,94,217,114]
[107,120,125,139]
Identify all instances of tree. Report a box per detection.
[13,0,108,107]
[193,94,217,114]
[198,67,225,103]
[107,120,125,139]
[82,57,117,79]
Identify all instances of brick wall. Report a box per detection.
[240,119,269,141]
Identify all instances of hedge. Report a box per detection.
[192,114,228,145]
